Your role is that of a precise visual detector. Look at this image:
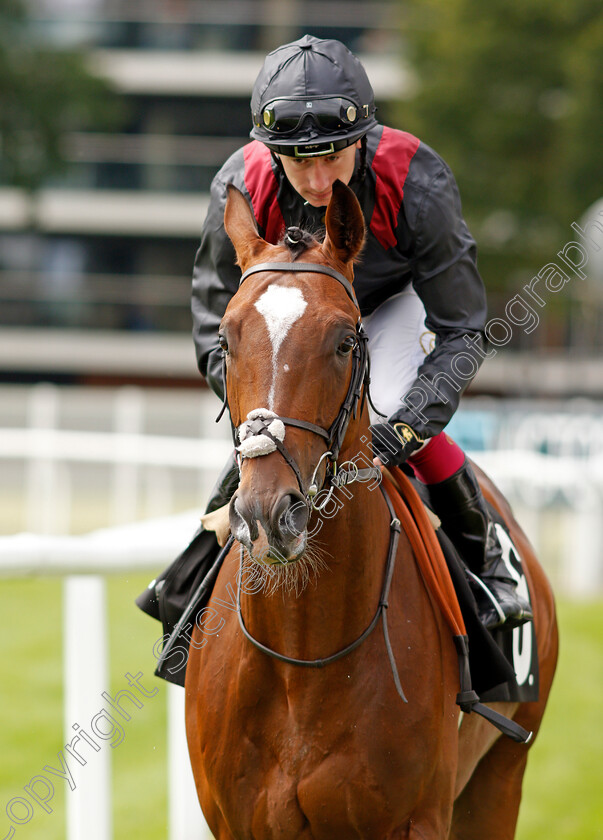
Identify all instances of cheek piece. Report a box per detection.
[218,262,383,513]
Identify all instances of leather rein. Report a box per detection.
[236,485,406,701]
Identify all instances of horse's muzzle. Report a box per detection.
[229,489,309,564]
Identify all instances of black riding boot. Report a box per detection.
[427,459,533,630]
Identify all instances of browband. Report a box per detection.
[239,261,357,303]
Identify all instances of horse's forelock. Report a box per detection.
[282,226,317,260]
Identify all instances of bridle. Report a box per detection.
[214,258,405,696]
[216,260,381,509]
[210,260,536,740]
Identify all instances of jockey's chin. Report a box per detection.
[303,189,333,207]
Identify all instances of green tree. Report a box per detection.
[558,10,603,222]
[399,0,603,303]
[0,0,118,193]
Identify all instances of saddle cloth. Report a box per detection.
[387,466,539,702]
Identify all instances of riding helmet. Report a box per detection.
[250,35,378,157]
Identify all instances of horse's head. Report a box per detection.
[221,179,366,570]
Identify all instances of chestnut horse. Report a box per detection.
[185,181,558,839]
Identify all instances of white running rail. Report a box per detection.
[1,384,602,840]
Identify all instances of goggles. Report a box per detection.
[255,96,367,135]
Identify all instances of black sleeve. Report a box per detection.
[191,163,242,400]
[390,161,489,439]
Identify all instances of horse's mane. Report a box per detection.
[282,226,317,260]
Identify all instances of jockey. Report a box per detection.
[194,34,533,630]
[139,34,531,639]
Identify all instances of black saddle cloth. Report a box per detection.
[410,477,539,702]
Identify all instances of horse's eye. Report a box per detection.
[338,336,356,355]
[218,334,229,353]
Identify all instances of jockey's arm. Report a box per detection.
[390,161,489,440]
[191,172,241,400]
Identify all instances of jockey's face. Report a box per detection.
[276,141,360,208]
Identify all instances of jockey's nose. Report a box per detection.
[308,161,332,192]
[229,488,309,563]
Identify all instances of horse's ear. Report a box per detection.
[224,184,267,268]
[323,180,366,266]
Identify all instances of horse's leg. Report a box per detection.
[450,687,556,840]
[449,733,528,840]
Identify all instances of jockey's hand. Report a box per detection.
[371,421,424,467]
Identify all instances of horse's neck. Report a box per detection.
[240,427,392,662]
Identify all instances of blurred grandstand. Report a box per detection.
[1,0,601,392]
[0,0,411,386]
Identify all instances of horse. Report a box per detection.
[184,180,558,839]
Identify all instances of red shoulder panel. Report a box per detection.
[243,142,285,245]
[370,128,421,250]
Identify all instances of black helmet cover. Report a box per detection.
[250,35,377,157]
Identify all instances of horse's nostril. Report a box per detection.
[277,494,309,537]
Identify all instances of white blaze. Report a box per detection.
[254,284,307,408]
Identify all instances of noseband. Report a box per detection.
[217,260,379,508]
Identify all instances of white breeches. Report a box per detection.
[362,286,435,421]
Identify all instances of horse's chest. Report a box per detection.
[217,715,401,839]
[200,666,430,839]
[191,593,454,838]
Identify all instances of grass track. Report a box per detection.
[0,577,601,839]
